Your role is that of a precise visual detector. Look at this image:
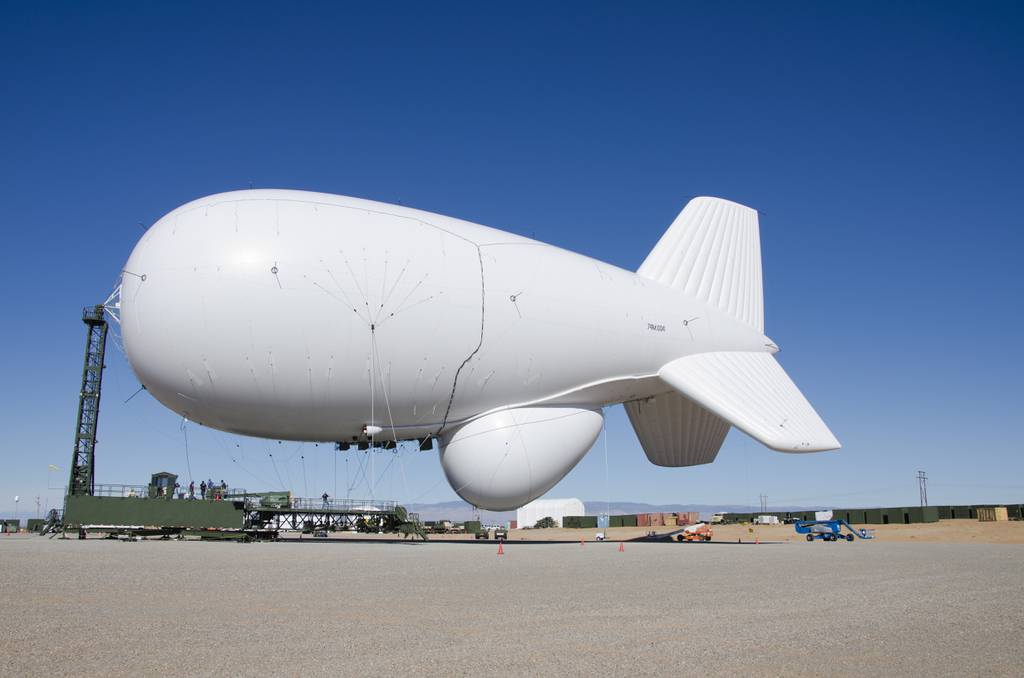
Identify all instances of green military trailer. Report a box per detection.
[464,520,490,539]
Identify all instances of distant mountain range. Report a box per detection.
[404,500,817,522]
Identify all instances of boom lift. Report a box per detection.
[794,520,874,542]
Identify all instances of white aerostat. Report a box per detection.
[119,190,839,510]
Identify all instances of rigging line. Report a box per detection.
[436,246,486,435]
[312,281,370,327]
[282,449,296,495]
[369,326,376,500]
[371,333,401,444]
[267,452,288,491]
[209,431,267,487]
[406,475,448,504]
[378,253,388,323]
[230,457,273,487]
[398,448,410,504]
[341,256,373,326]
[324,269,370,326]
[301,455,309,497]
[342,256,369,308]
[375,259,411,324]
[380,293,437,327]
[363,252,370,324]
[603,411,610,518]
[386,277,426,319]
[334,446,338,500]
[180,419,194,484]
[123,385,146,403]
[285,441,303,463]
[372,447,400,491]
[347,448,370,496]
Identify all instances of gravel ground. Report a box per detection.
[1,536,1021,677]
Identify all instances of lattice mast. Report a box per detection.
[68,305,108,496]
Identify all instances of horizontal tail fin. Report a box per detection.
[658,352,840,452]
[638,196,764,332]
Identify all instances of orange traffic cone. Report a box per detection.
[580,538,585,546]
[755,537,760,545]
[618,541,624,552]
[497,541,504,555]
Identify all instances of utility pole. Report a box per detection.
[917,470,928,507]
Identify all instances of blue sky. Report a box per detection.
[3,2,1022,519]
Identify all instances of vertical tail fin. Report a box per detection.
[638,196,763,331]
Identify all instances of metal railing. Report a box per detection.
[90,484,249,500]
[290,497,398,512]
[92,484,148,498]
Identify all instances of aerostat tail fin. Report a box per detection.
[658,352,840,452]
[638,196,764,331]
[628,196,838,462]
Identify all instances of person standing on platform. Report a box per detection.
[200,481,207,500]
[322,492,330,508]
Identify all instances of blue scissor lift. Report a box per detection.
[794,520,875,542]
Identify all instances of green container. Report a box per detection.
[949,505,976,519]
[878,507,910,525]
[563,516,582,529]
[861,509,883,524]
[63,495,244,529]
[609,515,624,528]
[464,520,482,534]
[26,518,45,533]
[621,514,637,527]
[579,516,598,529]
[835,509,865,524]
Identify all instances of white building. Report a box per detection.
[516,498,585,529]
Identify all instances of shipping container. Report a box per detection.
[664,515,677,527]
[676,512,698,525]
[977,507,1008,522]
[637,514,650,527]
[509,520,517,529]
[620,514,637,527]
